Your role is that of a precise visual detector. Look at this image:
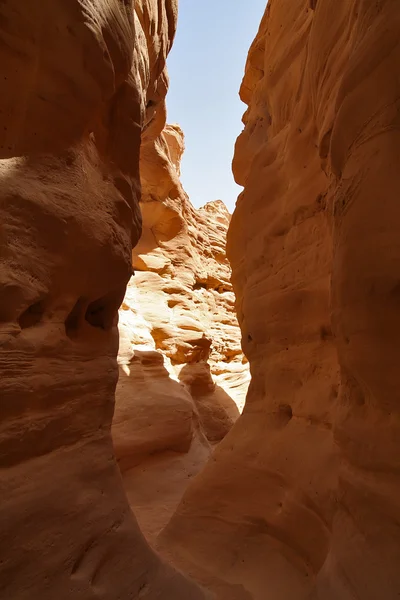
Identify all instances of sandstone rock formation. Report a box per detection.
[160,1,400,599]
[4,0,399,598]
[0,2,206,598]
[112,122,249,541]
[113,124,249,472]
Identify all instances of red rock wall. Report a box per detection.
[0,2,206,598]
[161,1,400,599]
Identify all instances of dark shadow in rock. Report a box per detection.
[178,362,240,443]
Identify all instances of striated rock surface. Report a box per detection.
[161,1,400,599]
[0,2,206,598]
[113,123,249,473]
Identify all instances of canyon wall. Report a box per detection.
[161,1,400,599]
[112,120,249,544]
[3,1,399,599]
[113,123,249,472]
[0,2,206,598]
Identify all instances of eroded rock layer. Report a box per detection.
[0,2,206,598]
[113,124,249,472]
[161,1,400,599]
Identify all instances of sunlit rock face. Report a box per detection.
[0,2,207,598]
[114,122,250,470]
[160,1,400,599]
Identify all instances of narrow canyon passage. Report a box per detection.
[113,125,249,541]
[1,1,400,600]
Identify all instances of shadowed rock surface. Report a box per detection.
[0,1,207,598]
[160,1,400,599]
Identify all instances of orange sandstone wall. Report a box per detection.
[0,2,206,598]
[161,2,400,599]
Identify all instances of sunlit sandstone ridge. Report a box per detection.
[161,1,400,599]
[114,123,249,471]
[112,120,249,542]
[0,2,206,598]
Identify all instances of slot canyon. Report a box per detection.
[0,0,400,599]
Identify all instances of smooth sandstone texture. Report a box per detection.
[161,1,400,599]
[0,2,206,599]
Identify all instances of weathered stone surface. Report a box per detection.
[113,124,249,470]
[161,1,400,599]
[4,0,398,597]
[111,122,249,566]
[0,2,206,598]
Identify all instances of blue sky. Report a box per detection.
[166,0,267,211]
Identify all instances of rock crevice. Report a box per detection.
[114,122,249,473]
[2,1,400,599]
